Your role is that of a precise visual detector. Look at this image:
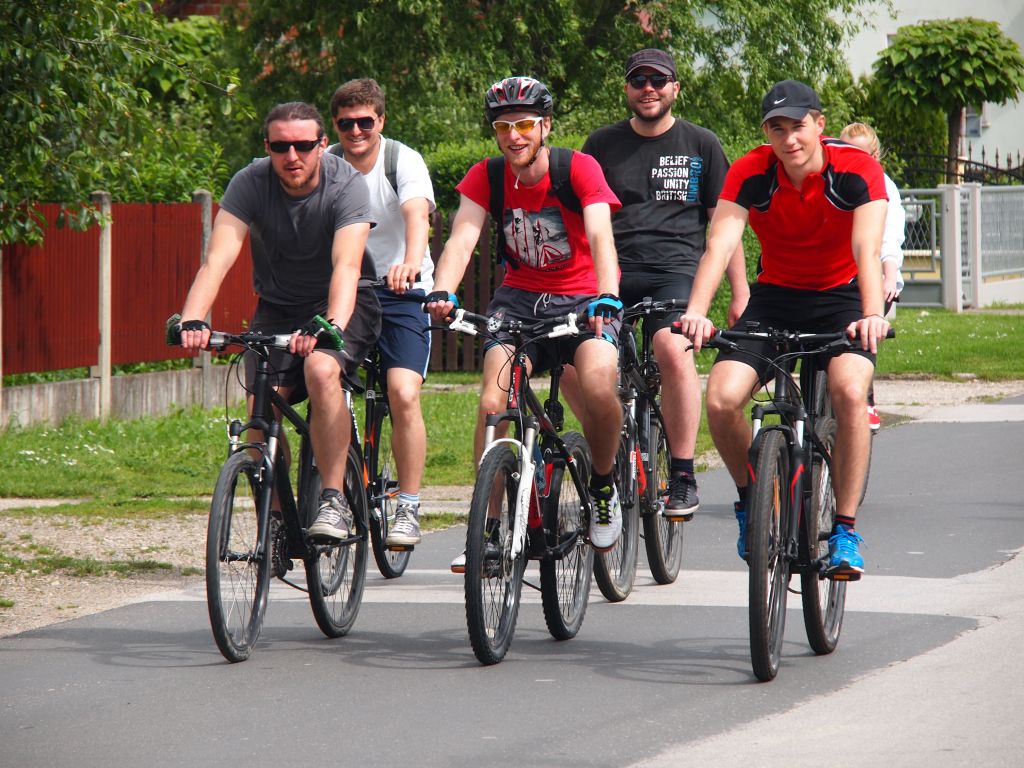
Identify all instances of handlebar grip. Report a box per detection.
[165,313,182,346]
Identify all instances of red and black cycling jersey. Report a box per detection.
[719,137,887,291]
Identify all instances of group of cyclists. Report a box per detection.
[175,47,898,583]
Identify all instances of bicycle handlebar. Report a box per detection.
[703,326,895,354]
[444,308,589,340]
[165,314,336,352]
[622,297,683,322]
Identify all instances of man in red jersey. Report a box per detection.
[426,76,625,566]
[677,80,890,578]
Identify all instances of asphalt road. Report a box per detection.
[2,399,1022,768]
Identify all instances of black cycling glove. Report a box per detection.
[424,290,460,308]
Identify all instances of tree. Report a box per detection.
[874,18,1024,182]
[222,0,877,170]
[0,2,242,245]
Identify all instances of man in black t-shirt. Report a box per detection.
[176,101,381,544]
[582,48,748,520]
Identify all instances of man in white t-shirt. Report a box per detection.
[329,78,437,545]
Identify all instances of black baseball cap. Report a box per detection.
[761,80,821,124]
[625,48,677,79]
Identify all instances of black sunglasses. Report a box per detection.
[267,137,322,154]
[336,116,377,132]
[627,73,673,90]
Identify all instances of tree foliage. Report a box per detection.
[874,17,1024,181]
[223,0,875,171]
[0,2,244,245]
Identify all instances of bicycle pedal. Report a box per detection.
[387,544,415,552]
[827,570,862,582]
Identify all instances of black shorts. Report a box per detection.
[620,271,693,334]
[715,282,874,383]
[483,285,620,373]
[243,290,382,392]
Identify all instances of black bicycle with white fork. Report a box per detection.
[700,325,891,681]
[593,298,685,601]
[444,308,597,665]
[167,316,368,663]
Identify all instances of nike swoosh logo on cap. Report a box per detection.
[773,97,787,105]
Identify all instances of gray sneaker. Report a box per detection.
[308,494,353,541]
[386,502,422,546]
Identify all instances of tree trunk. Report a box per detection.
[946,107,962,183]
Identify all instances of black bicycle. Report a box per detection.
[702,325,889,681]
[167,316,368,662]
[445,308,597,665]
[593,298,685,601]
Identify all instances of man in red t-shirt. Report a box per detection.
[426,76,625,566]
[677,80,890,578]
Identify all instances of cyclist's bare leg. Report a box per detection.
[387,366,427,495]
[474,344,516,463]
[705,360,759,488]
[571,338,621,476]
[652,326,701,461]
[826,353,874,521]
[303,350,350,492]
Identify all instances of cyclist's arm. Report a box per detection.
[388,196,431,293]
[711,205,750,327]
[582,201,619,337]
[678,200,749,351]
[427,194,486,320]
[849,198,889,352]
[179,208,249,350]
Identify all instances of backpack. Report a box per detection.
[328,137,404,195]
[486,146,582,267]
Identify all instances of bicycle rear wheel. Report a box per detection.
[540,431,594,639]
[593,436,639,602]
[464,444,526,665]
[642,412,684,584]
[206,451,271,663]
[368,409,412,578]
[801,416,846,654]
[306,445,368,638]
[748,428,791,682]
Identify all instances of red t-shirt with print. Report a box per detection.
[457,150,621,295]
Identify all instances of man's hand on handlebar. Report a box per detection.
[674,312,716,353]
[174,317,211,352]
[424,290,459,323]
[847,313,891,354]
[291,315,344,357]
[386,263,419,294]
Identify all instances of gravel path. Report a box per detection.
[3,377,1023,638]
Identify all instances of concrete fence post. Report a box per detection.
[938,184,963,312]
[965,183,983,309]
[91,191,113,421]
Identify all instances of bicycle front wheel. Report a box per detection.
[801,416,846,654]
[368,409,412,578]
[540,431,594,640]
[464,444,526,665]
[206,451,271,663]
[593,436,639,602]
[748,429,791,682]
[642,413,684,584]
[306,445,368,638]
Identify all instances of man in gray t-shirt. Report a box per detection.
[177,101,380,543]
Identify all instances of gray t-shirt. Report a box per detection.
[219,152,375,305]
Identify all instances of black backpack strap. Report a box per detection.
[547,147,582,214]
[486,156,510,265]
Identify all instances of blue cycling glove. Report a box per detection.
[587,293,623,321]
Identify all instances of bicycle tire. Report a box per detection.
[368,408,412,578]
[464,444,526,665]
[206,451,271,663]
[642,412,684,584]
[593,437,639,602]
[800,415,847,654]
[540,431,594,640]
[305,445,368,638]
[748,428,791,682]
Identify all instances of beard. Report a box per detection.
[278,164,317,191]
[632,99,673,123]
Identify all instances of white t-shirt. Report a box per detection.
[881,173,906,293]
[332,136,436,291]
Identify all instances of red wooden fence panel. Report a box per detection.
[2,205,100,375]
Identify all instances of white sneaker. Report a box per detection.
[308,494,353,541]
[589,484,622,552]
[450,550,466,574]
[386,503,421,546]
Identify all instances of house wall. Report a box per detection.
[845,0,1024,162]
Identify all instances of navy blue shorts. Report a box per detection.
[375,287,432,380]
[715,282,874,383]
